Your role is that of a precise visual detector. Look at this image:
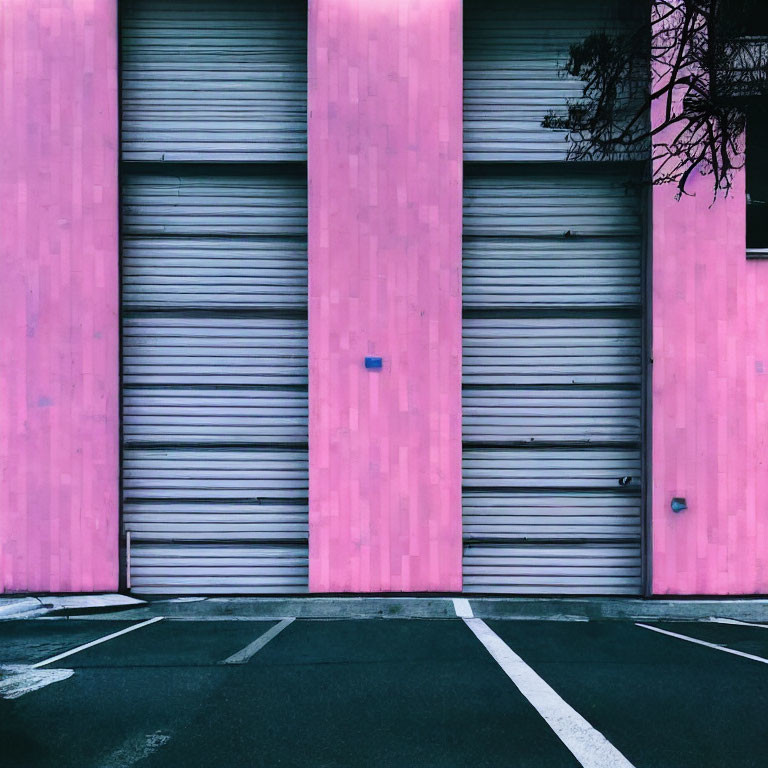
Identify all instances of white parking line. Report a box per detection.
[221,618,294,664]
[464,618,636,768]
[31,616,164,668]
[453,598,474,618]
[636,623,768,664]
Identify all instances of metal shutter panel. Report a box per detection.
[128,544,308,595]
[464,0,645,161]
[122,316,307,387]
[463,494,641,541]
[462,448,640,490]
[123,389,307,444]
[463,168,641,237]
[121,0,307,161]
[462,167,643,595]
[462,544,641,595]
[463,390,641,441]
[462,317,642,386]
[122,237,307,310]
[463,239,642,309]
[122,167,308,237]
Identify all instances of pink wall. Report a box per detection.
[308,0,463,592]
[0,0,119,593]
[651,146,768,595]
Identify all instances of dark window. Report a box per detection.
[742,1,768,253]
[742,0,768,35]
[747,110,768,253]
[724,0,768,35]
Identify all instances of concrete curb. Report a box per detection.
[470,598,768,623]
[165,597,460,620]
[52,596,768,622]
[0,594,147,620]
[0,598,47,620]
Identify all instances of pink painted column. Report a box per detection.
[651,134,768,595]
[308,0,463,592]
[0,0,119,593]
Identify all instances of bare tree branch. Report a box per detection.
[543,0,768,198]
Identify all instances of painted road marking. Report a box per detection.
[221,618,295,664]
[453,598,474,618]
[637,623,768,664]
[98,730,172,767]
[464,618,636,768]
[31,616,164,668]
[0,665,74,700]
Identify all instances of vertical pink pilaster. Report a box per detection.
[308,0,463,592]
[651,131,768,595]
[0,0,119,593]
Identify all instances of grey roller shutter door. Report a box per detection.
[121,1,308,594]
[464,0,645,161]
[121,0,307,162]
[462,167,643,594]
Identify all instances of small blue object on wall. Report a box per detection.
[364,356,383,370]
[671,497,687,513]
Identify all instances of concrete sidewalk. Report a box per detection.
[0,595,146,621]
[32,595,768,623]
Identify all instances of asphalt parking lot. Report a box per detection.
[2,611,768,767]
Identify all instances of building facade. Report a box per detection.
[1,0,766,597]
